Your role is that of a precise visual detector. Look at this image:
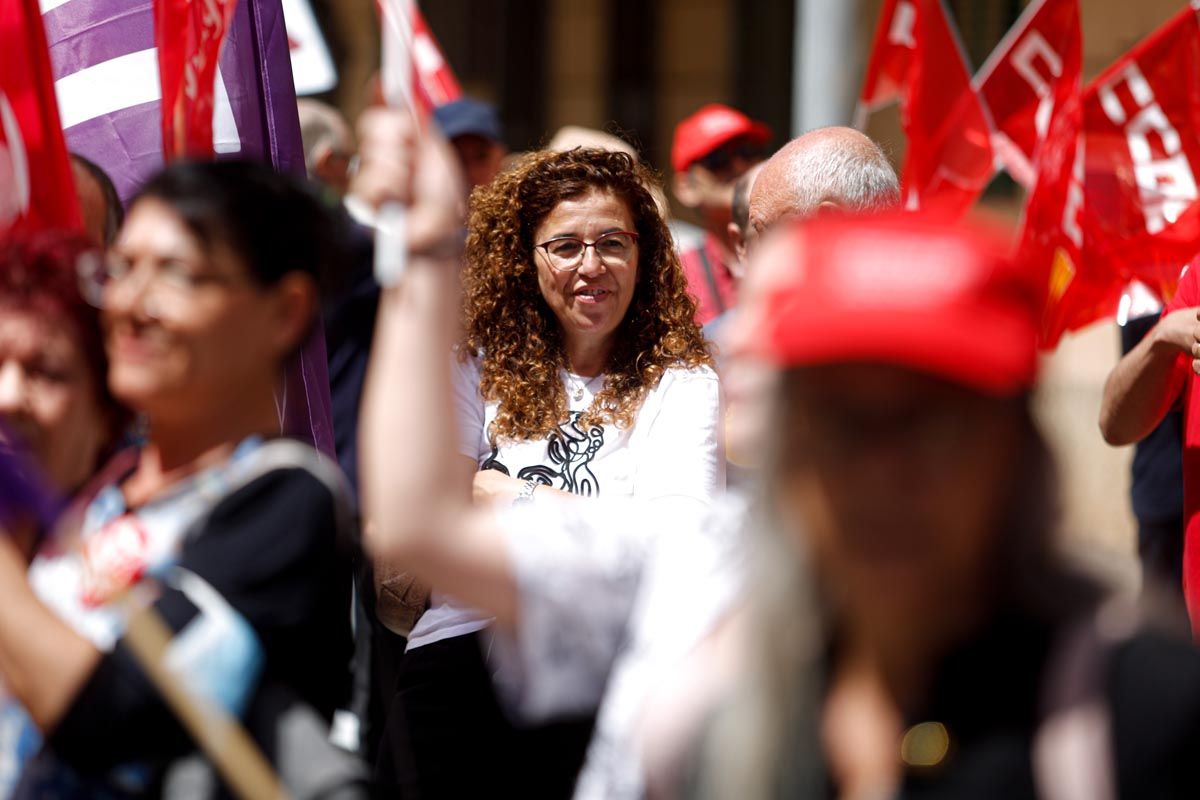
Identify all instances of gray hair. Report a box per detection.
[786,131,900,216]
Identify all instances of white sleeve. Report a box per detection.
[487,498,660,722]
[632,366,725,508]
[451,354,485,462]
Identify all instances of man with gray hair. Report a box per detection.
[746,126,900,251]
[706,129,898,346]
[721,127,899,477]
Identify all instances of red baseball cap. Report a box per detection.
[757,213,1042,397]
[671,104,772,173]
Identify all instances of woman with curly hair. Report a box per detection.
[374,145,723,796]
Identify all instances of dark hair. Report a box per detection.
[462,147,712,442]
[731,168,755,232]
[0,229,130,463]
[132,160,346,297]
[70,154,124,246]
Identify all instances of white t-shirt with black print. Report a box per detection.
[405,353,725,651]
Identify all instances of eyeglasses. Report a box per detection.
[76,251,246,319]
[535,231,639,272]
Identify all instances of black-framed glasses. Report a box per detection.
[535,231,639,272]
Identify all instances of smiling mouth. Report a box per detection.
[575,288,611,300]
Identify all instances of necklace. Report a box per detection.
[567,372,604,402]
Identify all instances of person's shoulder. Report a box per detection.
[452,345,484,372]
[451,347,486,397]
[663,361,718,379]
[209,439,354,538]
[659,363,720,389]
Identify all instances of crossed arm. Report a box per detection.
[1100,307,1198,446]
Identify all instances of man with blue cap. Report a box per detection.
[433,97,508,193]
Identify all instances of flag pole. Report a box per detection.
[374,0,419,287]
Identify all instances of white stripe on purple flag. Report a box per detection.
[40,0,335,458]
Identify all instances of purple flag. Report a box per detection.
[42,0,335,458]
[0,425,62,532]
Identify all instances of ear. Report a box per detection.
[727,220,743,250]
[266,273,319,358]
[815,200,843,217]
[672,170,701,209]
[728,221,748,269]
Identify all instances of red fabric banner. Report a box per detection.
[1080,3,1200,305]
[412,10,461,110]
[154,0,239,161]
[1019,90,1125,347]
[377,2,461,114]
[1022,3,1200,346]
[999,0,1111,347]
[975,0,1081,188]
[0,0,82,234]
[858,0,994,216]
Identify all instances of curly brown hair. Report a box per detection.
[462,147,712,444]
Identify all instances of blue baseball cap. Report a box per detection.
[433,98,504,144]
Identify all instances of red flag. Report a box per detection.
[1004,0,1120,346]
[0,0,81,234]
[1019,89,1125,347]
[1080,4,1200,304]
[974,0,1081,188]
[154,0,240,161]
[377,3,461,114]
[411,10,462,110]
[858,0,994,216]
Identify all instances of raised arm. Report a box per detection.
[1100,307,1198,446]
[354,110,519,625]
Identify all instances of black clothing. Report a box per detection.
[900,613,1200,799]
[1122,315,1186,593]
[376,632,595,799]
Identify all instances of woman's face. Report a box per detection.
[532,189,639,358]
[0,308,107,492]
[103,199,299,423]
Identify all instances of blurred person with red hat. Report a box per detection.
[695,217,1200,799]
[671,104,771,325]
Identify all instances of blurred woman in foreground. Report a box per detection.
[356,114,1200,799]
[0,161,354,796]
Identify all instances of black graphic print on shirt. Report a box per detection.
[482,412,606,496]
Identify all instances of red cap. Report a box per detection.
[671,104,772,173]
[757,213,1042,397]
